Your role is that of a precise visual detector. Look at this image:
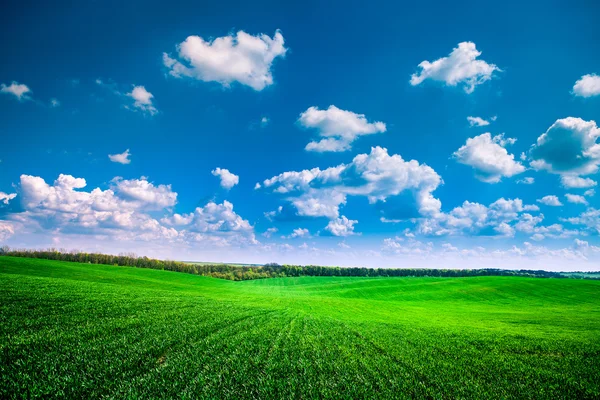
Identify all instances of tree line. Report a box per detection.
[1,246,597,281]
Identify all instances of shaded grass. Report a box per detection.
[1,256,599,399]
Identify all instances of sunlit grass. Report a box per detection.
[1,256,599,398]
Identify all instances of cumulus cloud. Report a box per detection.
[0,192,17,205]
[563,209,600,235]
[111,177,177,210]
[410,42,500,93]
[299,105,386,152]
[163,30,287,91]
[377,238,600,267]
[417,197,540,237]
[262,227,278,238]
[453,133,525,183]
[325,216,358,237]
[108,149,132,164]
[560,175,597,189]
[565,194,588,205]
[0,221,14,241]
[517,177,535,185]
[382,237,433,256]
[572,74,600,98]
[530,233,545,241]
[12,174,178,240]
[382,235,596,262]
[0,81,31,101]
[285,228,310,239]
[18,175,177,213]
[0,173,257,248]
[537,195,563,207]
[291,190,347,219]
[160,200,256,245]
[211,168,239,189]
[514,214,578,241]
[584,189,595,197]
[259,146,442,221]
[126,86,158,115]
[573,238,600,255]
[50,98,60,108]
[529,117,600,176]
[97,79,158,116]
[467,116,491,127]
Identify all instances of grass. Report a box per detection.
[1,256,599,399]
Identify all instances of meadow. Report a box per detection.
[1,256,599,399]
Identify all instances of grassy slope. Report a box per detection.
[1,256,599,399]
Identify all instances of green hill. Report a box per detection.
[1,256,599,399]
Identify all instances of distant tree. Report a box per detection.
[2,247,598,281]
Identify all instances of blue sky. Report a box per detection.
[1,0,600,270]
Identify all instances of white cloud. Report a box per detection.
[126,86,158,115]
[530,233,545,241]
[0,221,14,241]
[285,228,310,239]
[264,206,283,221]
[0,192,17,205]
[50,98,60,108]
[163,30,286,91]
[417,197,540,237]
[418,199,578,241]
[514,213,545,234]
[259,146,442,220]
[9,175,258,248]
[537,195,563,207]
[563,209,600,235]
[305,138,351,152]
[10,174,182,242]
[161,200,256,245]
[382,237,433,256]
[0,81,31,100]
[573,238,600,255]
[18,174,177,215]
[491,198,539,214]
[211,168,239,189]
[573,74,600,98]
[108,149,131,164]
[584,189,595,197]
[517,177,535,185]
[97,80,158,116]
[111,177,177,210]
[560,175,597,189]
[453,133,525,183]
[261,116,269,126]
[565,194,588,205]
[410,42,500,93]
[291,190,347,219]
[515,214,578,241]
[325,216,358,237]
[530,117,600,176]
[494,222,515,237]
[262,227,278,238]
[467,116,490,127]
[299,105,386,152]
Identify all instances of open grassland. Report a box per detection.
[1,256,600,399]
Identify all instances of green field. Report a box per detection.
[1,257,599,399]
